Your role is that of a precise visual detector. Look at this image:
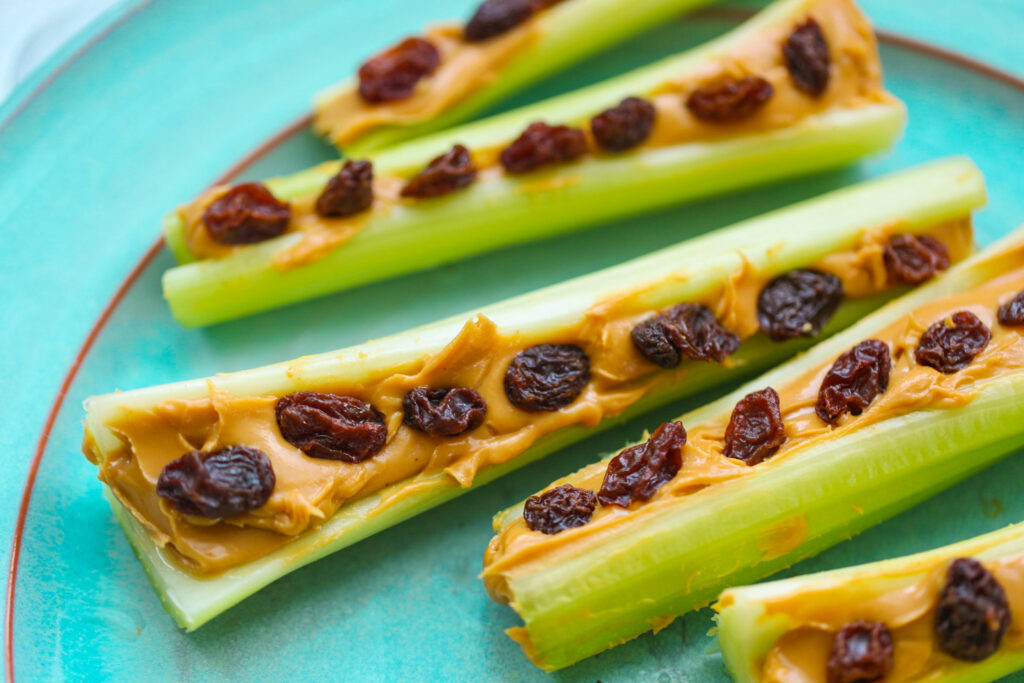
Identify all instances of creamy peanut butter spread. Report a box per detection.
[179,0,892,268]
[759,553,1024,682]
[85,220,968,576]
[482,232,1024,605]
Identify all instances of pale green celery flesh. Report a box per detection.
[493,230,1024,671]
[164,104,906,326]
[326,0,719,156]
[717,525,1024,683]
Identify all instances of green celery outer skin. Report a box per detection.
[490,227,1024,671]
[717,524,1024,683]
[322,0,719,156]
[89,159,984,629]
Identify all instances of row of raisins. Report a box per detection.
[827,557,1012,683]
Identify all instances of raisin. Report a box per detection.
[631,303,740,368]
[723,387,786,465]
[275,391,387,463]
[883,234,951,285]
[686,76,774,123]
[523,484,597,534]
[464,0,553,42]
[400,145,478,199]
[590,97,657,152]
[935,557,1011,661]
[504,344,590,412]
[202,182,291,245]
[826,621,894,683]
[757,270,844,341]
[783,18,831,97]
[156,446,275,518]
[315,160,374,218]
[499,121,588,174]
[402,386,487,436]
[816,340,891,424]
[915,311,991,373]
[358,37,440,103]
[598,421,686,507]
[997,289,1024,326]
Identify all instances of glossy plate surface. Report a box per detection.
[3,1,1024,680]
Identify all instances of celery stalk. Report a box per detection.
[717,524,1024,683]
[163,0,906,326]
[487,221,1024,671]
[317,0,719,155]
[87,159,983,630]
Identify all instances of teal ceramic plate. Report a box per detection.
[5,1,1024,680]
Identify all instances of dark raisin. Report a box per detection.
[590,97,657,152]
[156,446,275,518]
[202,182,291,245]
[275,391,387,463]
[816,340,890,424]
[915,311,991,373]
[723,387,786,465]
[400,144,478,199]
[883,234,951,285]
[783,18,831,97]
[523,484,597,534]
[499,121,588,174]
[358,37,440,103]
[935,557,1011,661]
[464,0,553,42]
[598,421,686,507]
[315,160,374,218]
[402,386,487,436]
[757,270,844,341]
[826,621,894,683]
[504,344,590,412]
[686,76,774,123]
[998,289,1024,326]
[631,303,740,368]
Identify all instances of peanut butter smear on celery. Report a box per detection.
[82,220,968,576]
[178,0,893,268]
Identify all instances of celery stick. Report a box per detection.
[487,222,1024,671]
[717,523,1024,683]
[317,0,719,155]
[87,159,983,630]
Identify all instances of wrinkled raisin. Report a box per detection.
[504,344,590,412]
[935,558,1011,661]
[826,621,894,683]
[686,76,774,123]
[402,386,487,436]
[723,387,786,465]
[590,97,657,152]
[631,303,740,368]
[523,484,596,534]
[157,446,275,518]
[757,270,844,341]
[202,182,291,245]
[400,145,478,199]
[464,0,560,41]
[598,421,686,507]
[883,234,951,285]
[816,340,891,424]
[315,160,374,218]
[358,37,440,103]
[915,311,991,373]
[783,18,831,97]
[276,391,387,463]
[499,121,588,174]
[997,289,1024,326]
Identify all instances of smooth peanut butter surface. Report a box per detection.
[760,553,1024,682]
[482,244,1023,602]
[87,221,966,576]
[180,0,890,266]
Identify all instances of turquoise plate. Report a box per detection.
[4,1,1024,680]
